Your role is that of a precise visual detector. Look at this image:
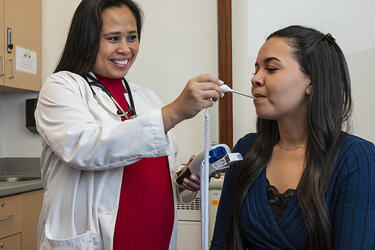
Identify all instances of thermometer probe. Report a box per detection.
[220,84,254,99]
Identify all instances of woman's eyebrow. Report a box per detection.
[264,57,281,64]
[103,31,121,36]
[255,57,281,67]
[103,30,137,36]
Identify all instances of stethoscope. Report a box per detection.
[84,73,137,120]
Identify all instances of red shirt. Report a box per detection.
[95,75,174,250]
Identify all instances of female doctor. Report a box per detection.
[35,0,223,249]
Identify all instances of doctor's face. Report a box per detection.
[93,5,139,79]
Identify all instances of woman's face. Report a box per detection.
[251,37,311,122]
[93,5,139,79]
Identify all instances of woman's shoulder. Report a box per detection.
[127,80,164,105]
[40,71,86,92]
[47,71,85,82]
[233,133,257,154]
[43,71,88,91]
[223,133,257,180]
[341,133,375,156]
[335,133,375,176]
[126,80,154,95]
[126,79,142,91]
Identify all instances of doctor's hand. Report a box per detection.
[162,74,223,133]
[181,155,222,192]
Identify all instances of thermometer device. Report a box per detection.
[176,144,242,186]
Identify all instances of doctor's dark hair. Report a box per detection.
[55,0,143,75]
[227,25,352,250]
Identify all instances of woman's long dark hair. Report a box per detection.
[55,0,143,75]
[227,25,352,250]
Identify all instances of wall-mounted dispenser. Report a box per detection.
[26,98,38,133]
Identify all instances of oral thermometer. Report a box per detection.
[220,84,254,99]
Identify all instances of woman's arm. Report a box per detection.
[209,163,236,250]
[332,139,375,249]
[36,72,170,171]
[210,134,255,249]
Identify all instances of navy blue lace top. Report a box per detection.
[266,179,295,222]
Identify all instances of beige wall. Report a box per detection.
[347,48,375,141]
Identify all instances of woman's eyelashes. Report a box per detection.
[252,67,279,76]
[104,34,137,43]
[128,34,138,42]
[266,67,278,73]
[106,36,119,42]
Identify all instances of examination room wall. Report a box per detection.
[232,0,375,144]
[0,0,219,160]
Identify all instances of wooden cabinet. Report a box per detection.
[0,194,22,239]
[0,189,43,250]
[20,189,43,250]
[0,0,41,92]
[0,233,21,250]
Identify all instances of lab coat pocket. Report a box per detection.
[41,224,94,250]
[98,213,116,250]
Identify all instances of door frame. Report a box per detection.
[217,0,233,148]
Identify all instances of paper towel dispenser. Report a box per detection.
[26,98,38,134]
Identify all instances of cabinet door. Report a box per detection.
[21,189,43,250]
[4,0,41,91]
[0,0,4,85]
[0,195,21,238]
[0,233,22,250]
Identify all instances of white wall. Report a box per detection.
[0,92,40,156]
[127,0,219,162]
[40,0,81,83]
[232,0,375,144]
[0,0,219,161]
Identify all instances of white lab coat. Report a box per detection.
[35,71,196,250]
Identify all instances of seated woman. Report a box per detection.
[210,25,375,250]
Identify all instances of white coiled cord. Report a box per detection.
[200,86,252,249]
[200,108,210,250]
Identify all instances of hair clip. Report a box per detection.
[324,33,336,43]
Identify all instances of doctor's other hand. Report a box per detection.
[181,155,222,192]
[182,172,221,192]
[162,74,223,133]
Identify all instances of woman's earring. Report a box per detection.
[305,84,312,95]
